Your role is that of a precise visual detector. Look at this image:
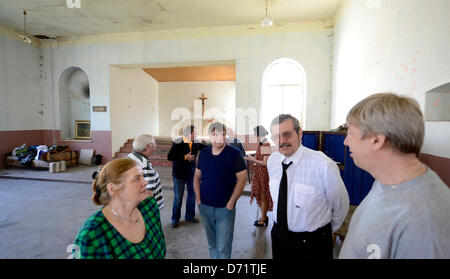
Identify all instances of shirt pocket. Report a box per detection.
[293,183,316,208]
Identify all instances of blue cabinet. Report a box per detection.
[308,131,375,206]
[343,146,375,205]
[322,133,346,164]
[301,131,320,151]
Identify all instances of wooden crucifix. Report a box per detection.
[199,93,208,119]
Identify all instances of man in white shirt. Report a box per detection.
[268,114,349,259]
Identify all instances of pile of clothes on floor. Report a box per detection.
[6,144,74,168]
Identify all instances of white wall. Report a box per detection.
[39,23,334,140]
[0,33,43,131]
[331,0,450,157]
[110,67,159,155]
[158,81,236,138]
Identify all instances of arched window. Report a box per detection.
[261,58,306,135]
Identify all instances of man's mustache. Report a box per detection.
[279,143,292,148]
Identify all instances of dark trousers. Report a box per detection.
[271,222,333,259]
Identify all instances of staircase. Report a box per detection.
[114,137,173,167]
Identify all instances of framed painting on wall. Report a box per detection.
[75,120,91,140]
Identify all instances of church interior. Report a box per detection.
[0,0,448,259]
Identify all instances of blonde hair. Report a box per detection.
[346,93,424,156]
[91,158,137,206]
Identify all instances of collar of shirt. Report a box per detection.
[278,145,305,166]
[182,136,191,143]
[131,151,149,167]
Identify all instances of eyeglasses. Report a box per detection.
[271,129,297,141]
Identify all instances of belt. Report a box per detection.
[274,222,331,238]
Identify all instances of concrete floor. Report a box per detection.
[0,174,271,259]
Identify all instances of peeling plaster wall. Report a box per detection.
[1,22,333,160]
[331,0,450,158]
[0,33,43,131]
[0,33,44,168]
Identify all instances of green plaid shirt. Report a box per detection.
[73,197,166,259]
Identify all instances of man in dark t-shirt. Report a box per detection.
[194,122,247,259]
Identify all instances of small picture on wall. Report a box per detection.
[75,120,91,140]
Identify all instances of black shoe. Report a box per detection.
[186,218,200,224]
[171,222,179,228]
[254,218,268,227]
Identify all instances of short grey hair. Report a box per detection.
[346,93,424,156]
[270,114,302,134]
[132,134,155,152]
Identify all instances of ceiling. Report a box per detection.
[143,65,236,82]
[0,0,343,38]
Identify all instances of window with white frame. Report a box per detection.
[261,58,306,135]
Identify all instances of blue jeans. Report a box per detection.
[171,175,196,223]
[198,203,236,259]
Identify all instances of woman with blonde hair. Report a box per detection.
[72,158,166,259]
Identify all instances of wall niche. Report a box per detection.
[425,82,450,122]
[58,67,91,140]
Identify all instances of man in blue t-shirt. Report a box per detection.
[194,122,247,259]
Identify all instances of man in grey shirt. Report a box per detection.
[339,93,450,259]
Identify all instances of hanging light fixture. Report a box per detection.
[17,10,32,44]
[260,0,273,27]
